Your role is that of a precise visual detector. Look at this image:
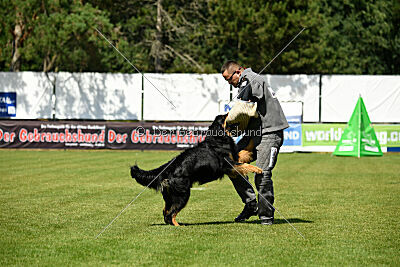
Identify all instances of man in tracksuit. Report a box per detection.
[221,60,288,225]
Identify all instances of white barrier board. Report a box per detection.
[1,72,399,123]
[56,72,142,120]
[321,75,400,123]
[0,72,53,119]
[143,73,230,121]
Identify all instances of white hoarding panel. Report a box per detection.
[56,72,142,120]
[0,72,53,119]
[322,75,400,123]
[143,74,230,121]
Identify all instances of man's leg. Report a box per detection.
[230,135,257,222]
[255,130,283,225]
[229,175,257,205]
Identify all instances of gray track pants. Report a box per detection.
[230,130,284,220]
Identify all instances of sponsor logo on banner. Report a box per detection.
[302,124,400,148]
[0,92,16,117]
[302,124,345,146]
[283,123,301,146]
[283,115,302,147]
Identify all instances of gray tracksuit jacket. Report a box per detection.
[237,68,289,134]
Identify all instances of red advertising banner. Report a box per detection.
[0,120,210,150]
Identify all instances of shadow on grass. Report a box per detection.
[151,218,313,226]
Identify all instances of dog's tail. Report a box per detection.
[130,163,169,190]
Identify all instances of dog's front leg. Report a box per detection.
[230,163,263,177]
[238,138,255,163]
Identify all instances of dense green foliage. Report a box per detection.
[0,0,399,74]
[0,150,399,265]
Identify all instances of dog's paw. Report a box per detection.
[254,167,263,174]
[238,150,253,163]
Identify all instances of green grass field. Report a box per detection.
[1,150,399,266]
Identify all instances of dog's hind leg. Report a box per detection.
[163,205,177,226]
[163,202,172,225]
[171,213,179,226]
[162,184,173,225]
[162,193,182,226]
[165,190,191,226]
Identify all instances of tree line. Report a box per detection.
[0,0,399,74]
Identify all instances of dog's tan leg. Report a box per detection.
[233,163,263,176]
[238,150,253,163]
[243,164,263,174]
[171,213,180,226]
[238,138,255,163]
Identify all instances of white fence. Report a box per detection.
[0,72,399,123]
[55,72,142,120]
[321,75,400,123]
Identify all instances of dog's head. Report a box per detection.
[208,113,228,131]
[206,113,234,140]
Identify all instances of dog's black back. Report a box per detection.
[131,114,236,187]
[130,114,251,225]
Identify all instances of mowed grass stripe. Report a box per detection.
[0,150,399,265]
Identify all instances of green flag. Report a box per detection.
[333,96,383,157]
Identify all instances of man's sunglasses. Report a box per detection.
[226,70,238,81]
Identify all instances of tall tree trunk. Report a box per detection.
[43,51,57,73]
[11,12,23,72]
[154,0,163,72]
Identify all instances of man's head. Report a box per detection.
[221,60,243,88]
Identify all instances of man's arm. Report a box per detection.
[242,72,264,101]
[250,79,264,100]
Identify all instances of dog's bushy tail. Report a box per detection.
[130,162,169,190]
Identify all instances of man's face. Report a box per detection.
[222,67,241,88]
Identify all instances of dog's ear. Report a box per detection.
[209,114,229,130]
[218,113,228,124]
